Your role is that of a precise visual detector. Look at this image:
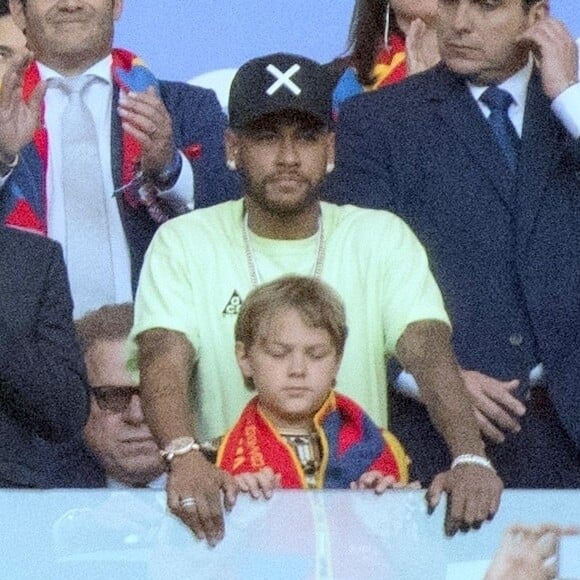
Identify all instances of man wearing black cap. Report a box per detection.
[130,53,502,546]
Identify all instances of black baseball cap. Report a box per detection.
[228,53,334,130]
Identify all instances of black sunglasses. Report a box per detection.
[91,385,141,413]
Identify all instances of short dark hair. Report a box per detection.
[0,0,10,18]
[75,303,134,355]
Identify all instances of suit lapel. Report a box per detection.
[111,84,123,191]
[430,65,517,208]
[516,71,566,248]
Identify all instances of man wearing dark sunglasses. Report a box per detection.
[77,303,165,488]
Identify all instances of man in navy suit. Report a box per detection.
[330,0,580,486]
[0,225,89,487]
[0,0,239,315]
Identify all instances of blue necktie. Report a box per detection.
[480,86,520,173]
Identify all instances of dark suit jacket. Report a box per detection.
[0,227,91,487]
[329,63,580,486]
[1,79,241,292]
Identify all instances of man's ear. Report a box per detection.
[528,0,549,24]
[331,353,343,387]
[326,131,336,169]
[225,129,240,170]
[113,0,124,22]
[235,341,253,380]
[9,0,27,34]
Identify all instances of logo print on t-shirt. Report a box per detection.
[222,290,243,316]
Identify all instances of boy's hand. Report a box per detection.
[235,467,281,500]
[351,471,422,493]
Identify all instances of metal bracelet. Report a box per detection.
[451,454,495,472]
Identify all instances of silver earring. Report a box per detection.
[227,159,237,171]
[384,2,391,47]
[326,162,335,174]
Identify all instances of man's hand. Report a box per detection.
[426,465,503,536]
[519,16,578,100]
[0,52,45,159]
[117,86,177,175]
[235,467,281,500]
[405,18,440,77]
[485,524,580,580]
[461,370,526,443]
[166,451,238,547]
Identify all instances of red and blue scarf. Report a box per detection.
[333,32,407,112]
[4,49,200,234]
[217,392,409,489]
[372,32,407,88]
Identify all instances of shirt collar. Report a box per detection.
[468,56,533,109]
[38,54,113,85]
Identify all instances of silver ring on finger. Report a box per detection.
[179,496,196,508]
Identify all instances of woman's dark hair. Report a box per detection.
[347,0,398,86]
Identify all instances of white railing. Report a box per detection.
[1,489,579,580]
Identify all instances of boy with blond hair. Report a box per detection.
[216,275,410,496]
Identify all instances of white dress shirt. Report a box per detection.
[40,56,194,314]
[468,59,533,137]
[469,46,580,139]
[551,38,580,139]
[0,55,194,315]
[397,53,580,397]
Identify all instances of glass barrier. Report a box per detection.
[1,489,578,579]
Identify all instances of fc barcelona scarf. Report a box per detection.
[333,32,407,112]
[371,32,407,89]
[4,49,180,234]
[217,392,409,489]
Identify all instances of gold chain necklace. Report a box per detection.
[242,211,325,288]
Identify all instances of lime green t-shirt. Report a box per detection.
[129,199,449,439]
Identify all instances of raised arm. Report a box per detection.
[520,15,578,102]
[0,53,45,171]
[520,15,580,160]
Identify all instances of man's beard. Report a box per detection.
[241,169,324,218]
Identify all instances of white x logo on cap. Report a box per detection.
[266,64,302,96]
